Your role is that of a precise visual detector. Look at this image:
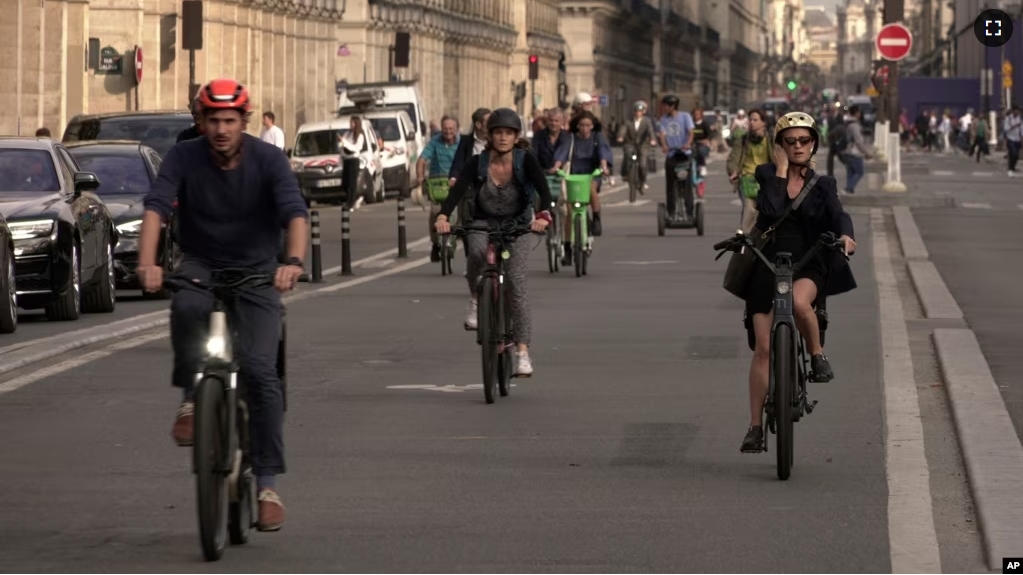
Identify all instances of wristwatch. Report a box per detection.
[285,257,305,269]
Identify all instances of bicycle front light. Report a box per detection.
[206,335,227,357]
[573,202,581,208]
[776,281,791,295]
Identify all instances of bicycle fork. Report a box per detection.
[198,309,244,495]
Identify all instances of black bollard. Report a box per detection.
[397,197,408,258]
[341,204,353,276]
[310,210,323,283]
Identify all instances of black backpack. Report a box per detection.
[829,121,849,152]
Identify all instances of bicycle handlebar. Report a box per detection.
[442,223,540,239]
[713,231,849,274]
[163,269,275,293]
[555,168,603,179]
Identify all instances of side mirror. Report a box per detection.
[420,121,427,136]
[406,132,415,142]
[73,172,100,195]
[286,148,293,157]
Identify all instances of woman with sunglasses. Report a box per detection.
[738,112,858,454]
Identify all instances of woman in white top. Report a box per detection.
[338,116,366,207]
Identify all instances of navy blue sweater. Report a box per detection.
[144,134,308,269]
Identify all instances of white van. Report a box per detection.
[288,117,386,205]
[358,108,419,196]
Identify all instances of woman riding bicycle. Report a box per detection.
[556,110,613,266]
[433,108,553,377]
[739,111,858,454]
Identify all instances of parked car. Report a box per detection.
[66,140,179,297]
[0,137,117,321]
[288,117,386,205]
[62,111,194,157]
[364,108,419,197]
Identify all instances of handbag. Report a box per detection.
[722,172,821,298]
[739,175,760,199]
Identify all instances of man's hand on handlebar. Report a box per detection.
[434,214,451,235]
[138,264,163,294]
[274,264,303,292]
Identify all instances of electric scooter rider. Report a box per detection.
[433,108,554,377]
[657,95,695,218]
[738,111,858,453]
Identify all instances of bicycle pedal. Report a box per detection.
[806,399,818,414]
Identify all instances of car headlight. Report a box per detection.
[10,219,55,240]
[290,161,304,172]
[776,280,791,295]
[115,219,143,237]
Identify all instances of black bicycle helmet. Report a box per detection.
[661,94,680,108]
[486,108,522,133]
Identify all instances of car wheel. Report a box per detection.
[0,246,18,334]
[45,240,81,321]
[83,239,116,313]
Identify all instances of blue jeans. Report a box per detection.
[842,154,865,192]
[170,258,285,477]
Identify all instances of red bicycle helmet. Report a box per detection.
[198,79,251,114]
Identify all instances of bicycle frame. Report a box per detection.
[762,251,815,424]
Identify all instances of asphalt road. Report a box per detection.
[0,171,897,572]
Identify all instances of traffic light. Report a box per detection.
[529,54,539,80]
[786,80,797,91]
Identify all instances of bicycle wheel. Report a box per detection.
[478,277,499,404]
[194,376,229,561]
[629,164,638,203]
[277,308,287,412]
[773,324,795,481]
[440,240,450,276]
[498,284,513,395]
[573,214,583,278]
[228,466,254,545]
[546,225,557,273]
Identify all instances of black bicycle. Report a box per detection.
[713,231,846,480]
[164,269,288,561]
[448,222,539,404]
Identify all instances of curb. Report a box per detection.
[891,206,929,260]
[935,328,1023,570]
[906,261,963,319]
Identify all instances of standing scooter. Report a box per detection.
[657,149,705,237]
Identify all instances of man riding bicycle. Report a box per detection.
[417,115,461,262]
[138,78,309,532]
[616,100,658,193]
[657,95,695,218]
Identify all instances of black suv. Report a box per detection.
[62,111,194,157]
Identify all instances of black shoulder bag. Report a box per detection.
[722,172,821,299]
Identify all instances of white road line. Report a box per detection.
[870,207,942,573]
[971,172,995,177]
[603,199,651,207]
[932,170,955,176]
[960,202,992,209]
[1017,204,1023,210]
[320,235,431,276]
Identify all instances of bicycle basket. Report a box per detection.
[562,173,593,205]
[425,177,450,203]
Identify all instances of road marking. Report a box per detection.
[960,202,992,209]
[611,260,679,265]
[386,383,516,393]
[1017,204,1023,211]
[870,208,942,573]
[320,235,431,276]
[972,171,995,177]
[932,170,954,176]
[0,331,168,395]
[730,198,741,206]
[603,199,651,207]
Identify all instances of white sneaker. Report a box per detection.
[514,352,533,377]
[464,298,478,331]
[698,166,707,177]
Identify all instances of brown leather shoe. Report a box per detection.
[172,401,194,447]
[257,488,285,532]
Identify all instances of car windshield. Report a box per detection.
[369,118,402,142]
[64,115,192,157]
[0,149,60,192]
[293,130,343,157]
[69,153,150,196]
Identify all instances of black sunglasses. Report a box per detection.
[783,136,814,147]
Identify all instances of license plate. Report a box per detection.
[316,178,342,187]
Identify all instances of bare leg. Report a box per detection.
[749,312,773,426]
[792,279,821,355]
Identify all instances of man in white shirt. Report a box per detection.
[260,111,286,150]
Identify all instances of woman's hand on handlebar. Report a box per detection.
[529,216,550,233]
[138,264,163,294]
[839,234,856,256]
[434,215,451,235]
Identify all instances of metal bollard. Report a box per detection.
[341,204,353,276]
[397,197,408,258]
[310,210,323,283]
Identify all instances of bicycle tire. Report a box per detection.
[277,308,287,412]
[479,277,499,404]
[573,215,583,278]
[194,376,229,561]
[629,163,638,203]
[228,469,254,545]
[546,226,557,273]
[552,217,560,272]
[773,324,795,481]
[498,284,512,395]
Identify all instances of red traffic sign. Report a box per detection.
[876,23,912,61]
[134,46,143,84]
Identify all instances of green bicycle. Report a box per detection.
[425,176,457,276]
[556,169,602,278]
[544,174,562,274]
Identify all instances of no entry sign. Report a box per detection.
[876,23,913,61]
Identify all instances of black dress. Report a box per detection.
[744,196,828,316]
